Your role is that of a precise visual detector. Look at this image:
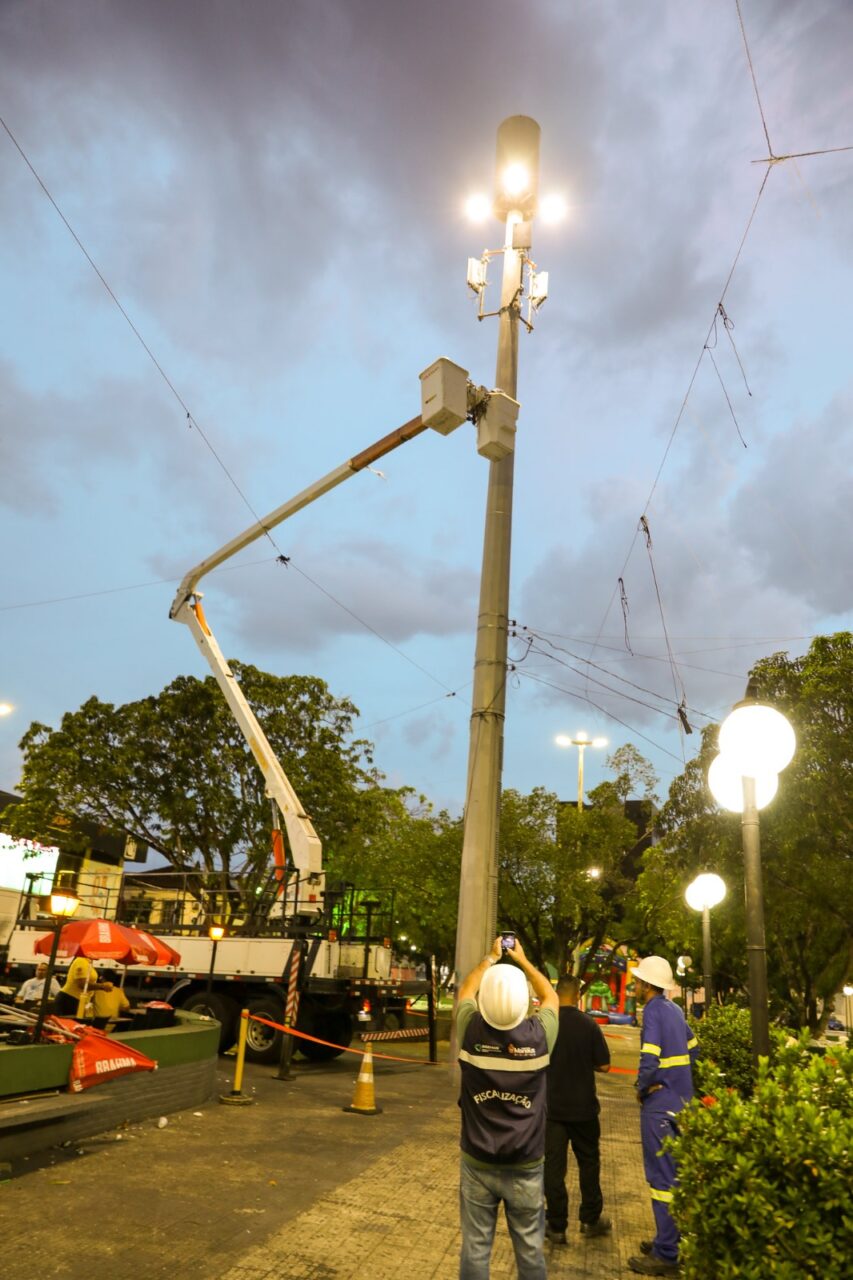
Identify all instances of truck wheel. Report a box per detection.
[180,990,239,1052]
[297,1008,353,1062]
[244,996,286,1065]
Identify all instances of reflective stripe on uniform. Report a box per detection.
[458,1049,550,1072]
[641,1043,661,1056]
[659,1054,691,1068]
[649,1186,674,1203]
[687,1036,698,1049]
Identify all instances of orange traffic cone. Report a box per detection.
[343,1044,382,1115]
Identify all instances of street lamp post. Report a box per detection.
[555,733,608,809]
[707,683,795,1065]
[207,924,225,995]
[843,984,853,1037]
[685,872,727,1013]
[454,116,541,984]
[32,888,80,1042]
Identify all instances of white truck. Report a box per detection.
[4,365,498,1060]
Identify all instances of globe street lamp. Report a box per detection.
[685,872,727,1014]
[32,886,80,1041]
[555,733,608,810]
[708,683,795,1063]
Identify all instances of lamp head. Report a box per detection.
[208,924,226,942]
[494,116,540,219]
[49,890,79,918]
[685,872,727,912]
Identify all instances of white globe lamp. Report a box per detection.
[707,753,777,812]
[718,703,795,777]
[685,872,727,912]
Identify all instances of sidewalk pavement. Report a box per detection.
[1,1035,652,1280]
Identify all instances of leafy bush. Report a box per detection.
[671,1042,853,1278]
[689,1002,784,1098]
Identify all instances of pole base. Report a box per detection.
[219,1092,254,1106]
[343,1104,383,1116]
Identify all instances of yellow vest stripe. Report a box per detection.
[659,1053,691,1068]
[641,1043,662,1056]
[649,1186,674,1203]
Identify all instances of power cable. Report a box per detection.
[515,669,686,766]
[0,556,278,613]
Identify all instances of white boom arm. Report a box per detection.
[169,414,429,908]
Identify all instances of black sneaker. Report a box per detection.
[545,1226,567,1245]
[627,1252,680,1276]
[580,1215,612,1236]
[639,1240,654,1254]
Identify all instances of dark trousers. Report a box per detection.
[543,1116,603,1230]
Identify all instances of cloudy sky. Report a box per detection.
[1,0,851,814]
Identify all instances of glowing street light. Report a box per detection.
[555,732,608,810]
[539,193,568,224]
[464,193,491,223]
[0,702,14,716]
[685,872,727,1013]
[32,886,80,1042]
[207,923,226,994]
[708,682,795,1064]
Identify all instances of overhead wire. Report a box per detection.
[515,669,686,766]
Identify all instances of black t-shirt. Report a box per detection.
[546,1006,610,1121]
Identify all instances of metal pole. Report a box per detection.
[577,743,586,811]
[32,924,61,1042]
[427,954,438,1064]
[702,904,713,1011]
[741,775,770,1062]
[206,939,218,995]
[453,207,523,986]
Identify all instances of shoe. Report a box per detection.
[545,1226,567,1245]
[639,1241,654,1254]
[627,1252,680,1276]
[580,1215,612,1236]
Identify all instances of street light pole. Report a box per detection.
[454,117,540,985]
[555,734,608,811]
[741,774,770,1061]
[701,906,713,1009]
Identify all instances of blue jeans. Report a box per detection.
[459,1158,547,1279]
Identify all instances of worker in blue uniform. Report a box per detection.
[627,955,699,1277]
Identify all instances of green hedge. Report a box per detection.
[671,1042,852,1278]
[689,1003,784,1098]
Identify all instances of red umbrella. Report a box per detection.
[34,919,181,966]
[119,926,181,967]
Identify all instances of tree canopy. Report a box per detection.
[4,664,377,887]
[635,632,853,1032]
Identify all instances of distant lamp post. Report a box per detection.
[685,873,727,1015]
[843,983,853,1035]
[555,733,608,810]
[708,684,795,1064]
[32,888,80,1041]
[207,924,226,995]
[586,867,601,880]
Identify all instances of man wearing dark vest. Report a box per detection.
[544,975,611,1244]
[456,936,559,1279]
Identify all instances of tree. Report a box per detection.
[496,774,647,975]
[4,665,380,909]
[325,787,462,975]
[636,633,853,1033]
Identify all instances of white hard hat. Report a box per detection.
[478,963,529,1031]
[633,956,674,990]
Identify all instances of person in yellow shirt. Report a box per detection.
[54,956,102,1018]
[91,970,132,1031]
